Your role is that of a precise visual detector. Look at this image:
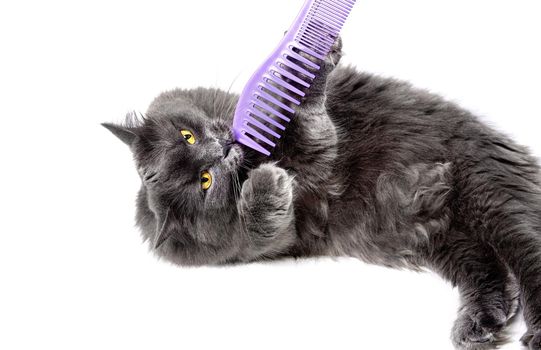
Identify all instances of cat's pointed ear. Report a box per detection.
[154,208,172,249]
[101,122,138,146]
[102,111,145,147]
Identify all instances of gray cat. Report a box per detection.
[103,39,541,349]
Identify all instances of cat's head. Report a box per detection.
[103,88,255,266]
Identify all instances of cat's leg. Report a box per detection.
[497,226,541,350]
[237,163,296,260]
[451,275,520,350]
[489,225,541,350]
[453,140,541,348]
[299,36,343,106]
[272,38,343,240]
[467,207,541,348]
[429,233,520,349]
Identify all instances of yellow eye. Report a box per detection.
[180,130,195,144]
[201,171,212,190]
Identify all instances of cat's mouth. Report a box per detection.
[223,143,233,159]
[223,143,244,170]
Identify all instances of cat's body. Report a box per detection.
[104,41,541,349]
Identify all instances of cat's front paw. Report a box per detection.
[326,36,343,67]
[240,164,294,230]
[283,30,342,67]
[239,163,295,253]
[298,36,343,105]
[246,163,292,198]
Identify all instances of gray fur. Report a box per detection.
[103,39,541,349]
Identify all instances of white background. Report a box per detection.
[1,0,540,349]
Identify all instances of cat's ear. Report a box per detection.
[154,208,172,249]
[102,111,145,146]
[101,122,138,146]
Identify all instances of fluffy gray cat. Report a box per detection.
[103,39,541,349]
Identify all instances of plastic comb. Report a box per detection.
[231,0,356,156]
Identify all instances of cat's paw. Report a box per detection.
[240,163,294,238]
[244,163,293,205]
[451,307,508,350]
[312,36,342,78]
[521,330,541,350]
[238,163,296,259]
[326,36,343,67]
[300,36,343,104]
[283,30,342,67]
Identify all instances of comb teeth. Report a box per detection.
[232,0,356,156]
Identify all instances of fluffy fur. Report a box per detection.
[103,40,541,349]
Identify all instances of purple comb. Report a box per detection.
[232,0,356,156]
